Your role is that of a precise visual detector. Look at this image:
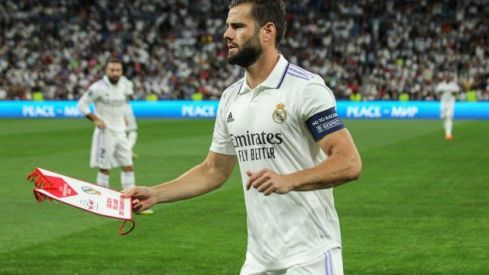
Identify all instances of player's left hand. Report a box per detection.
[246,169,294,196]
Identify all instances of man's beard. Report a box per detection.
[227,35,262,68]
[108,76,120,84]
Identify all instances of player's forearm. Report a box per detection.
[150,162,229,203]
[288,149,362,191]
[85,113,98,122]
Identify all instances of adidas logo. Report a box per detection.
[227,112,235,123]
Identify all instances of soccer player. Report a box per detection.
[122,0,361,273]
[78,59,153,215]
[436,73,460,140]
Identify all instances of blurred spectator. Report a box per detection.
[0,0,487,101]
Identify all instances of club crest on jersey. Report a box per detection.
[272,103,287,124]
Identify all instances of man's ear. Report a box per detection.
[261,22,276,45]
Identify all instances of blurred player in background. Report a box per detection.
[78,59,152,214]
[436,73,460,141]
[123,0,361,274]
[77,59,134,189]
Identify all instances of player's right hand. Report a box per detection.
[93,118,107,129]
[121,186,157,212]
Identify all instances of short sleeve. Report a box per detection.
[209,97,236,155]
[126,79,134,97]
[298,77,344,141]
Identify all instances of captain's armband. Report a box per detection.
[306,107,344,141]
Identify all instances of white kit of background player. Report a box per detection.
[78,66,136,191]
[436,75,460,140]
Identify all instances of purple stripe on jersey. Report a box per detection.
[288,66,313,79]
[289,64,313,76]
[288,66,309,76]
[229,79,244,89]
[327,250,334,275]
[324,252,329,275]
[236,80,244,93]
[275,62,289,89]
[289,63,309,73]
[287,71,311,80]
[230,79,244,94]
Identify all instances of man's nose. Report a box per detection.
[223,28,233,41]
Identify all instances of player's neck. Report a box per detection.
[245,49,279,89]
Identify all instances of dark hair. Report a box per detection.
[106,58,122,68]
[229,0,286,46]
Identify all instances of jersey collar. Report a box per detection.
[238,55,289,95]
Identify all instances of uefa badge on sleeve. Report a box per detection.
[272,103,287,124]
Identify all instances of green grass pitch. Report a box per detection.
[0,118,488,274]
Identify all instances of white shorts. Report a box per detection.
[240,247,343,275]
[90,128,133,169]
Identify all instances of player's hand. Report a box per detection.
[93,118,107,129]
[121,186,157,212]
[246,169,294,196]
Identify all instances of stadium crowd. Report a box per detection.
[0,0,488,101]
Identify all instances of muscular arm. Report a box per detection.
[123,152,236,211]
[289,128,362,191]
[247,128,362,194]
[153,151,236,202]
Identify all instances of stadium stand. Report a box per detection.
[0,0,487,100]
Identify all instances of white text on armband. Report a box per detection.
[306,107,345,141]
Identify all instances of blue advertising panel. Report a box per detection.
[336,101,489,119]
[0,101,84,118]
[0,101,220,119]
[131,100,219,118]
[0,100,488,119]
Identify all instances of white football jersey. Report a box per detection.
[211,55,345,269]
[436,81,459,108]
[78,76,134,132]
